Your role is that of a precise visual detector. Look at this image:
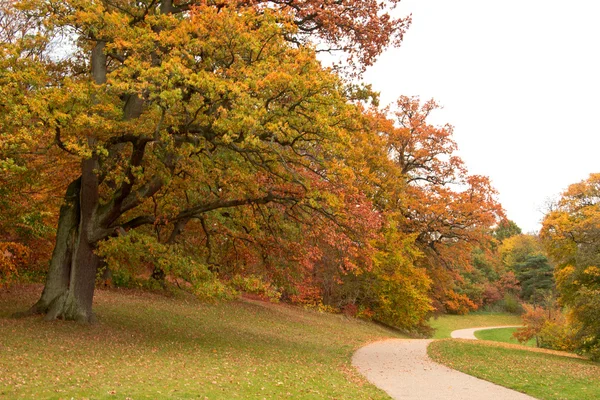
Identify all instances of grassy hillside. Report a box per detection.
[0,285,403,399]
[429,339,599,400]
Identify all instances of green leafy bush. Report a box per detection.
[230,274,281,302]
[96,232,236,301]
[499,293,522,314]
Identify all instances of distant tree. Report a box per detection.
[493,219,522,242]
[498,234,543,267]
[513,254,554,304]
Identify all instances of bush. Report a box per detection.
[192,279,237,302]
[96,232,240,301]
[230,274,281,302]
[514,303,576,352]
[499,293,522,314]
[482,283,503,306]
[444,290,478,315]
[538,319,577,351]
[514,303,546,346]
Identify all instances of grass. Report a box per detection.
[475,327,536,347]
[428,339,600,400]
[429,312,522,339]
[0,284,405,399]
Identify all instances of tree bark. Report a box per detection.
[28,178,80,315]
[27,159,103,323]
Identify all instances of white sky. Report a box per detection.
[363,0,600,233]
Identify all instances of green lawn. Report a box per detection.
[0,285,403,399]
[429,339,600,400]
[429,312,522,339]
[475,327,536,347]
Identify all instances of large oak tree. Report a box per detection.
[2,0,410,321]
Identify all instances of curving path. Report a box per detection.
[352,327,535,400]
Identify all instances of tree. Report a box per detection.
[498,233,544,270]
[541,173,600,359]
[377,96,504,313]
[4,0,410,322]
[4,0,507,330]
[493,219,522,242]
[493,233,555,309]
[513,254,554,304]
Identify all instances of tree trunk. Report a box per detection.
[27,157,103,323]
[28,178,80,315]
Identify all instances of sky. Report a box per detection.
[362,0,600,233]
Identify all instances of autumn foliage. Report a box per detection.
[541,173,600,359]
[0,242,29,286]
[1,0,505,329]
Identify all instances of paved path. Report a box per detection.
[352,327,535,400]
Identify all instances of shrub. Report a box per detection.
[538,318,577,351]
[514,303,576,351]
[499,293,522,314]
[482,283,503,305]
[444,290,478,315]
[192,279,237,302]
[96,232,238,301]
[230,274,281,302]
[514,303,546,346]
